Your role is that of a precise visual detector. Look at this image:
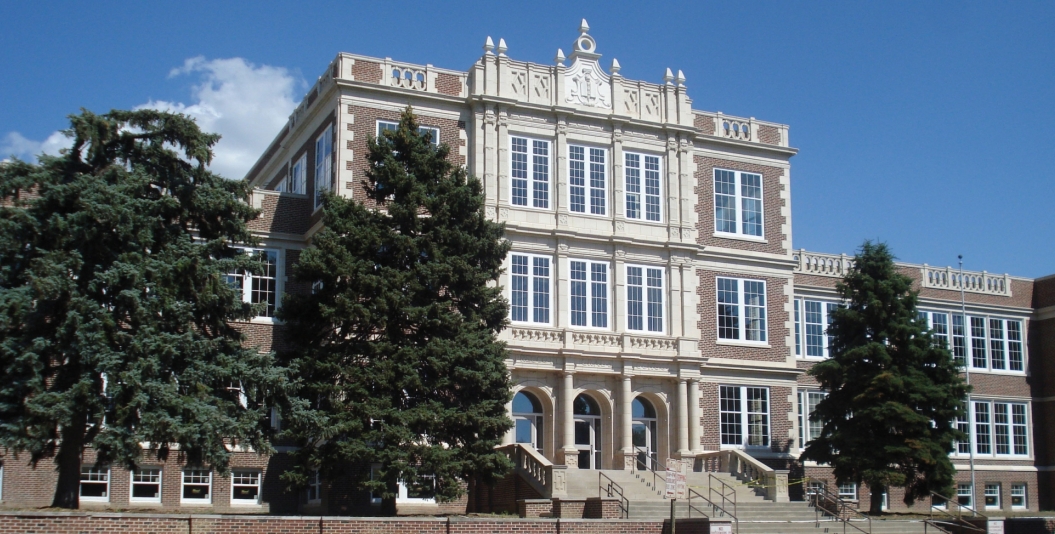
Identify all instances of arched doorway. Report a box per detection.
[574,394,602,469]
[632,397,658,470]
[513,390,544,452]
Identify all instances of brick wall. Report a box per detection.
[436,73,462,96]
[758,125,781,145]
[247,192,313,236]
[694,114,715,135]
[697,270,790,363]
[352,60,383,84]
[694,156,787,256]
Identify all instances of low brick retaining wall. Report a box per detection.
[0,512,721,534]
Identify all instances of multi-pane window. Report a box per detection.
[839,483,859,501]
[307,469,322,504]
[510,254,550,324]
[795,299,837,358]
[570,260,608,329]
[288,155,306,194]
[627,266,663,333]
[377,120,440,146]
[227,249,280,318]
[798,390,826,447]
[720,386,770,448]
[314,125,333,210]
[714,169,763,237]
[985,484,1000,510]
[954,402,971,455]
[1011,484,1027,509]
[624,152,661,222]
[510,136,550,209]
[957,483,973,508]
[923,312,1024,371]
[80,467,110,502]
[958,400,1029,457]
[181,469,212,503]
[569,145,607,215]
[717,278,767,343]
[130,469,162,503]
[231,470,261,504]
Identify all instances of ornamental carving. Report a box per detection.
[565,61,611,109]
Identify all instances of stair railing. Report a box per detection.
[925,491,986,534]
[634,449,665,498]
[688,486,739,534]
[599,471,630,519]
[698,449,788,502]
[494,443,567,498]
[708,473,737,516]
[804,477,871,534]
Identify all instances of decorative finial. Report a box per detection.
[580,19,590,34]
[676,69,686,87]
[484,36,495,55]
[611,58,621,75]
[664,68,674,85]
[555,48,566,66]
[497,38,508,56]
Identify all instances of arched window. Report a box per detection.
[513,391,544,452]
[632,397,658,470]
[573,394,602,469]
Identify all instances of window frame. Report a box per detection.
[1011,483,1027,510]
[509,253,552,326]
[569,259,610,330]
[717,277,768,344]
[397,474,437,504]
[79,466,111,503]
[306,469,322,504]
[227,248,282,320]
[719,385,771,449]
[984,483,1001,511]
[230,469,262,506]
[377,119,440,146]
[313,124,333,211]
[568,144,608,217]
[957,483,973,508]
[625,264,665,334]
[181,469,212,505]
[798,389,826,448]
[129,468,163,504]
[794,298,837,358]
[713,167,764,239]
[954,399,1031,459]
[288,154,307,195]
[508,135,551,210]
[922,311,1026,373]
[623,151,662,222]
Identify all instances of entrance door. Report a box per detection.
[632,397,658,470]
[573,394,603,469]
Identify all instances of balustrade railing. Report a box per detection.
[495,443,567,498]
[698,449,789,502]
[794,250,853,278]
[920,264,1012,297]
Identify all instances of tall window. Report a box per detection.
[570,260,608,328]
[954,402,971,455]
[80,467,110,502]
[924,312,1023,371]
[288,155,306,194]
[720,386,769,447]
[714,169,763,237]
[306,469,322,504]
[795,299,836,358]
[227,249,280,318]
[958,400,1029,457]
[513,391,544,452]
[569,145,607,215]
[181,469,212,504]
[510,254,550,324]
[130,469,162,503]
[314,125,333,210]
[377,120,440,146]
[798,390,826,447]
[627,265,663,333]
[717,278,767,343]
[510,136,550,209]
[624,152,661,221]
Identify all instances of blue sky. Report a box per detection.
[2,1,1053,277]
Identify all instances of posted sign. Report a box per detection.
[665,459,687,499]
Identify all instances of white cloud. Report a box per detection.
[139,56,302,179]
[2,56,302,178]
[0,130,71,163]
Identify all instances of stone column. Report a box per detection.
[502,394,515,445]
[620,375,634,469]
[561,371,578,468]
[688,378,701,456]
[676,378,690,457]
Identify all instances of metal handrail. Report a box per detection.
[708,472,737,514]
[804,477,871,534]
[689,486,739,534]
[928,491,986,534]
[599,471,630,519]
[635,449,665,497]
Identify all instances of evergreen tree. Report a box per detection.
[0,109,286,508]
[802,241,969,514]
[277,108,513,513]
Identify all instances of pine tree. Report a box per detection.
[0,109,287,508]
[801,241,969,514]
[277,108,513,513]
